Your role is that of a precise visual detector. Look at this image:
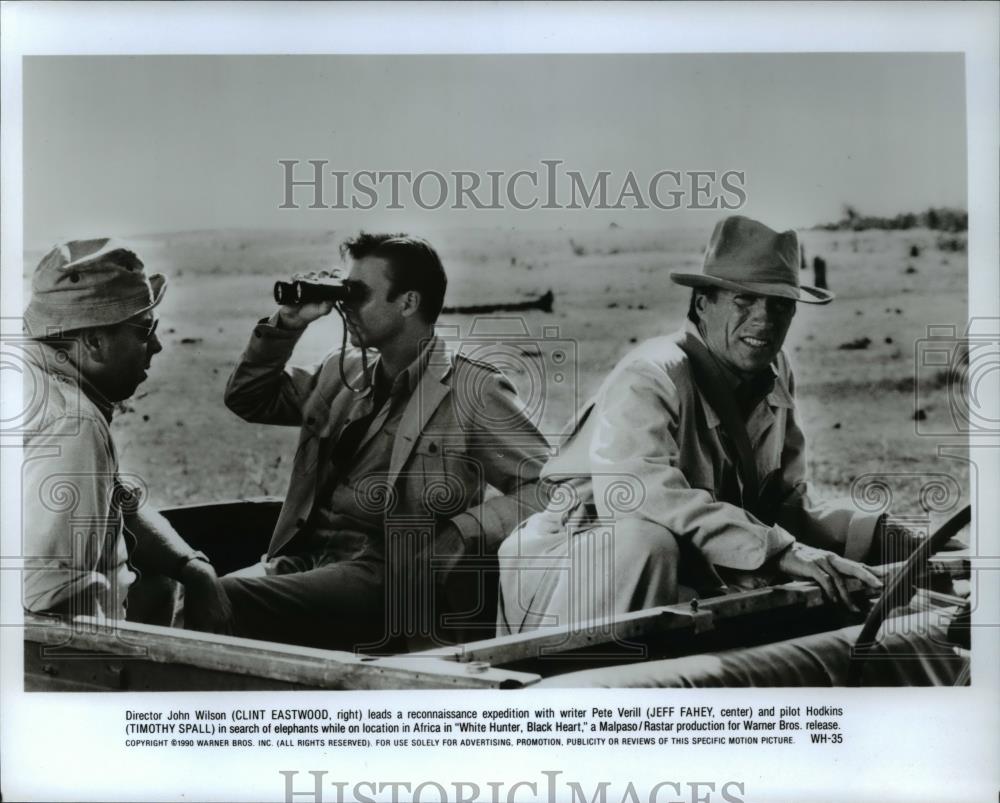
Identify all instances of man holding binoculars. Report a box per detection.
[221,232,550,651]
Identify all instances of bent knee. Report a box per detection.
[614,519,680,564]
[498,512,559,560]
[497,527,520,560]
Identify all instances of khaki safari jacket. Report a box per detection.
[224,319,550,569]
[530,322,880,572]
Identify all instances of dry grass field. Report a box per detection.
[24,225,970,527]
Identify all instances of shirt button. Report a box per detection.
[428,442,438,453]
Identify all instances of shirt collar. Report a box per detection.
[367,334,439,400]
[28,339,116,422]
[681,320,791,420]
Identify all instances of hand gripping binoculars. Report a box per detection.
[273,278,356,305]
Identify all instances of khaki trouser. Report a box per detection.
[498,511,709,635]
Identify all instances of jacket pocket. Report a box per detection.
[411,441,480,519]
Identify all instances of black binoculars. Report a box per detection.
[273,279,355,305]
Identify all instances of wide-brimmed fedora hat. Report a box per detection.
[24,238,167,337]
[670,215,834,304]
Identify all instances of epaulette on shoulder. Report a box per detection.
[455,353,502,374]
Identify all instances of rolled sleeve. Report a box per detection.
[776,493,880,562]
[843,509,881,562]
[444,511,479,552]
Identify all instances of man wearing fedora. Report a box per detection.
[498,215,912,633]
[21,238,232,630]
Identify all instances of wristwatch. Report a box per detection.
[174,550,211,578]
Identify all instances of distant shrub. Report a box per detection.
[936,235,967,252]
[933,367,961,389]
[909,244,920,257]
[934,348,970,389]
[816,206,967,232]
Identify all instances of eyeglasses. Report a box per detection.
[119,317,159,343]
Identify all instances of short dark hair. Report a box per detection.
[686,286,718,324]
[340,232,448,323]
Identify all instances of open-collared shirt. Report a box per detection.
[537,321,877,571]
[294,338,437,566]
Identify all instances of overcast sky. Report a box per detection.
[23,53,966,245]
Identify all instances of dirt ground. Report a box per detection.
[24,225,970,528]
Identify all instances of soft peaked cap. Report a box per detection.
[24,238,167,337]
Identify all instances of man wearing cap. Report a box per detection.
[498,215,910,634]
[21,238,232,630]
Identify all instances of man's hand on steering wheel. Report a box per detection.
[776,542,883,611]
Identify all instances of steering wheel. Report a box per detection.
[846,504,971,687]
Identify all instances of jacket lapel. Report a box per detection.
[343,357,390,457]
[386,339,454,486]
[316,359,369,437]
[310,362,372,497]
[747,375,793,448]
